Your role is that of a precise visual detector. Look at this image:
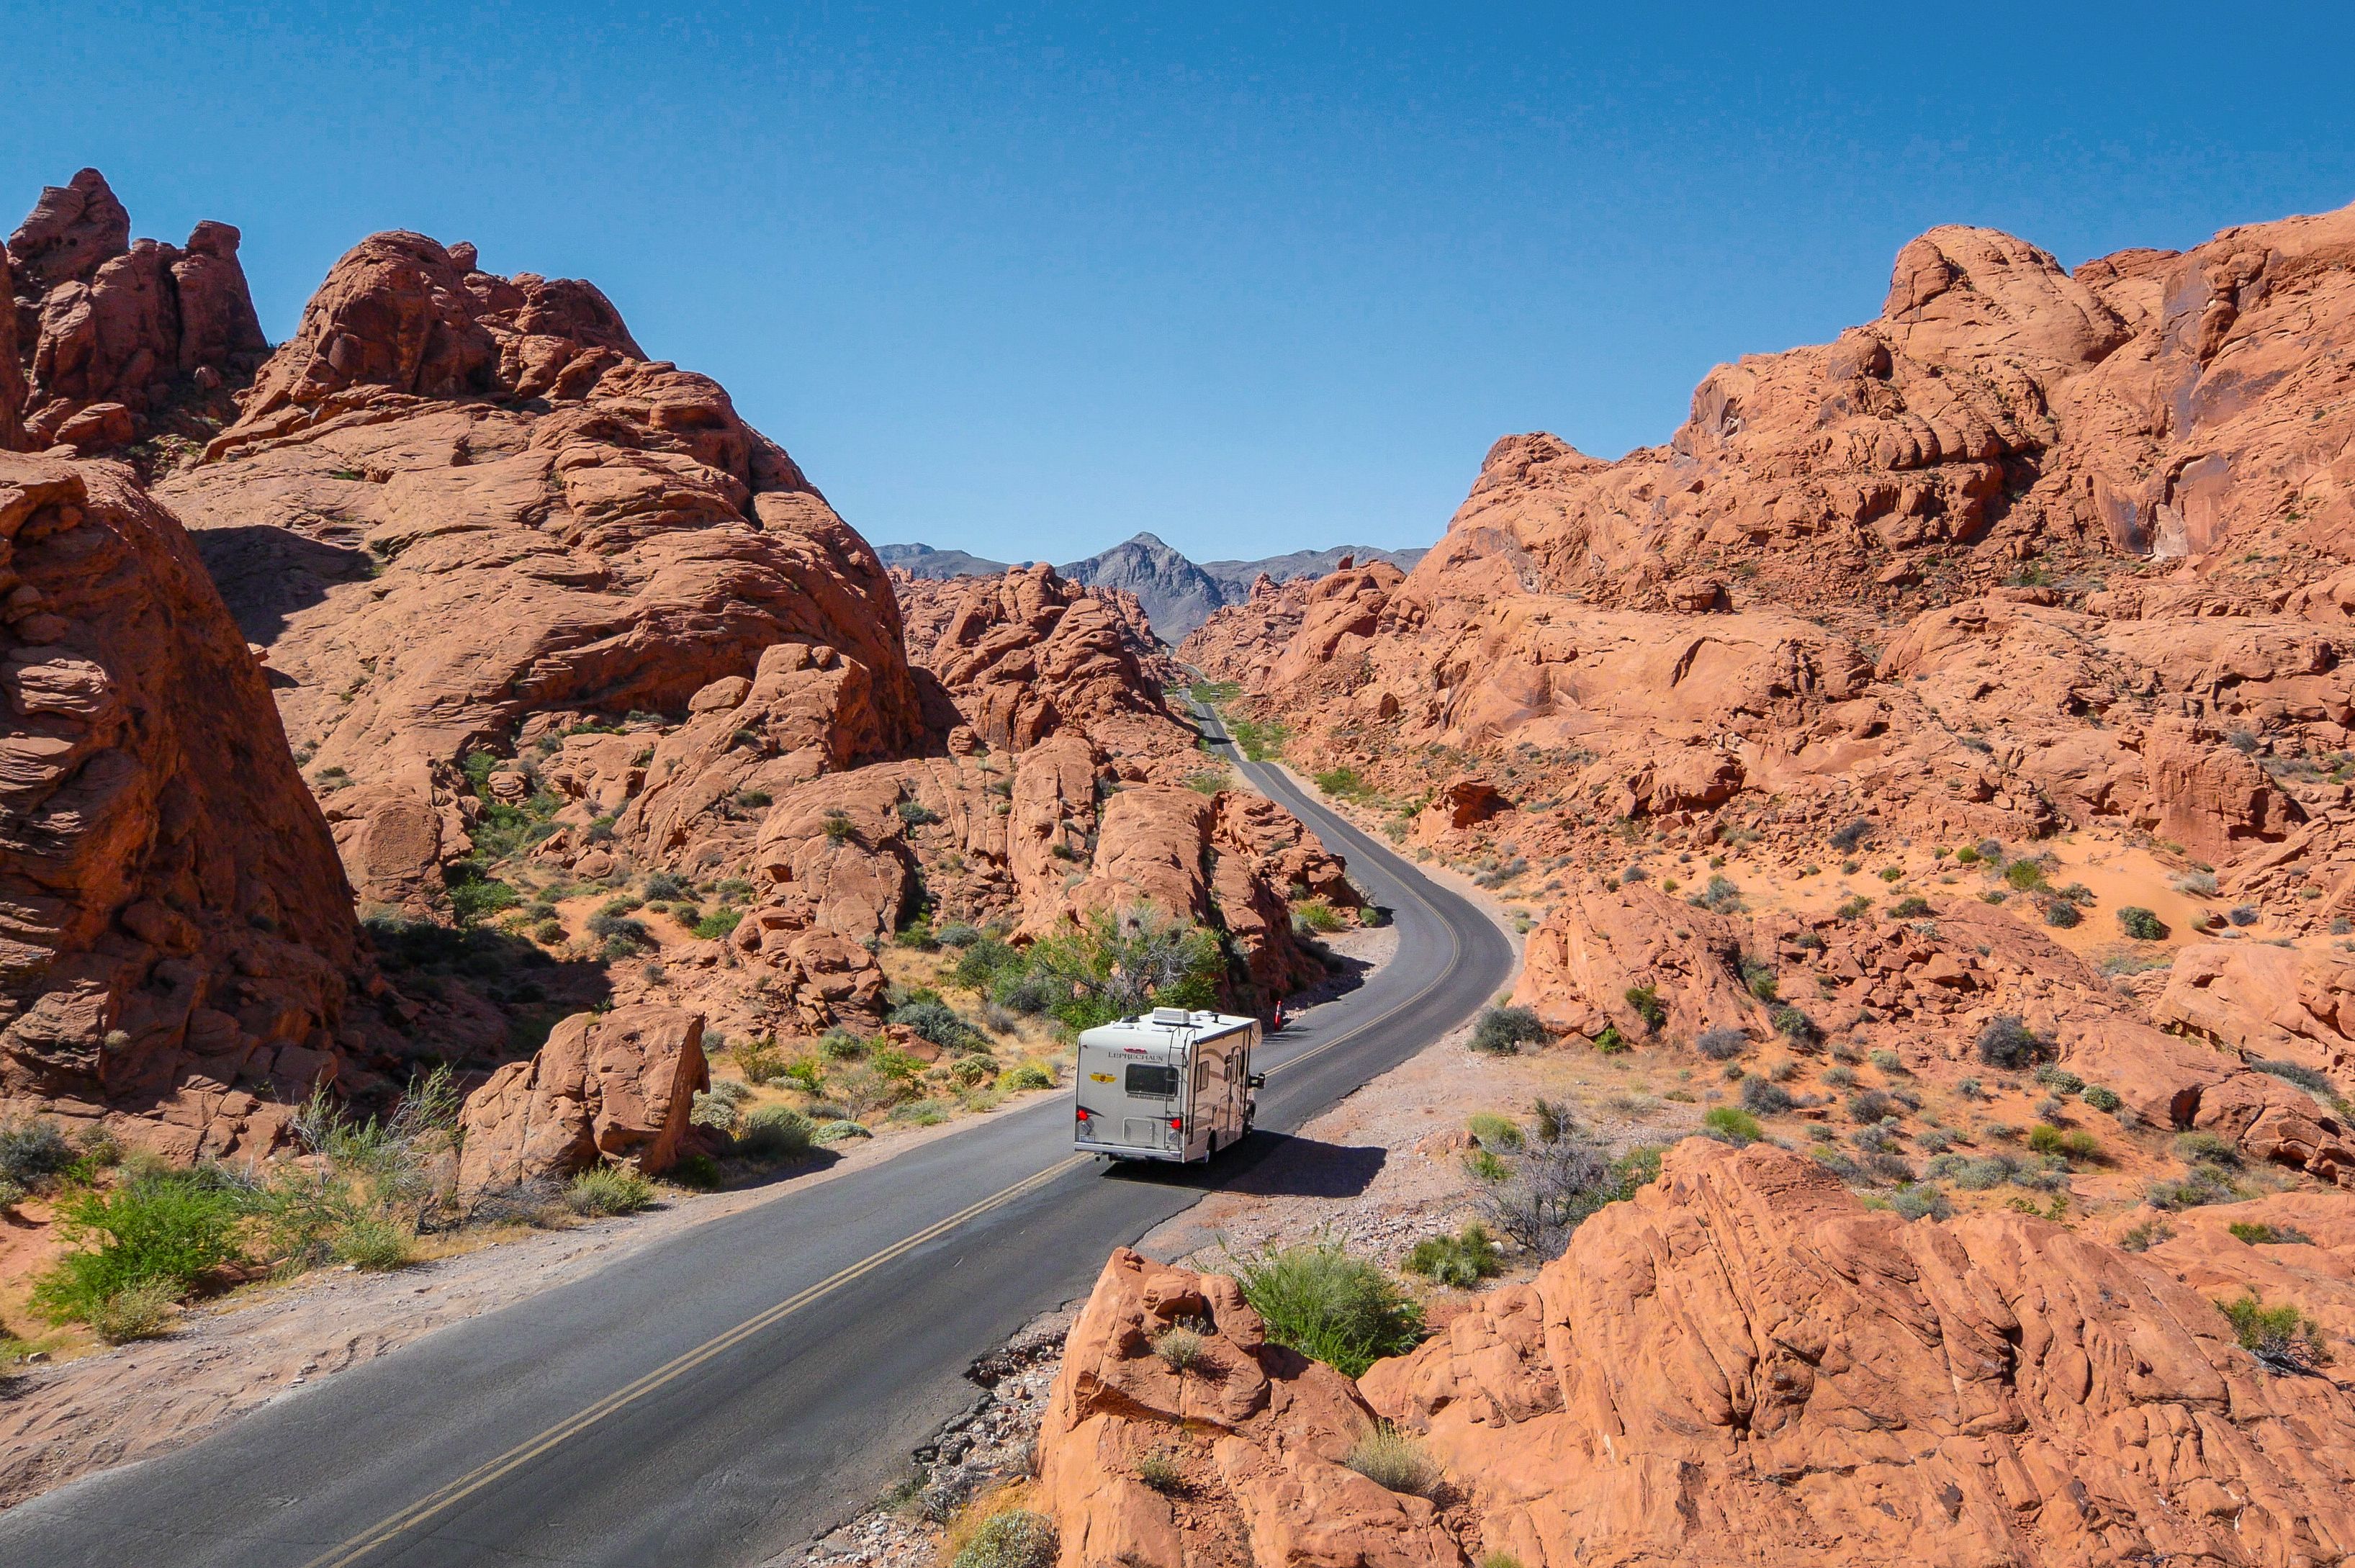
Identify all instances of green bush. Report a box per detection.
[1890,896,1932,918]
[1001,1061,1056,1091]
[1834,895,1872,921]
[2146,1163,2241,1209]
[737,1106,816,1163]
[2081,1084,2122,1114]
[333,1215,417,1271]
[953,1509,1058,1568]
[31,1171,250,1325]
[2217,1293,2330,1372]
[2043,899,2081,929]
[567,1166,655,1216]
[1313,767,1366,798]
[2027,1125,2101,1163]
[1975,1014,2045,1070]
[1233,1241,1424,1377]
[1695,1028,1747,1061]
[891,998,986,1051]
[1769,1004,1817,1044]
[1134,1451,1184,1494]
[1467,1112,1521,1149]
[2173,1130,2240,1166]
[1701,1107,1761,1145]
[2229,1221,2315,1245]
[1888,1185,1952,1222]
[1022,905,1221,1030]
[692,908,742,940]
[2117,906,2169,941]
[1342,1422,1440,1497]
[88,1279,182,1343]
[1740,1076,1793,1115]
[0,1117,76,1190]
[1471,1006,1546,1055]
[1405,1224,1503,1287]
[1623,985,1667,1033]
[896,800,941,827]
[2004,859,2046,891]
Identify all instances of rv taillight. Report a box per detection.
[1167,1117,1183,1131]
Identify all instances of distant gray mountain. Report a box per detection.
[877,533,1425,640]
[875,541,1016,578]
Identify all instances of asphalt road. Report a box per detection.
[0,710,1514,1568]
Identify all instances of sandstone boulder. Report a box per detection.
[457,1004,707,1189]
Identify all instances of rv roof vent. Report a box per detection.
[1151,1006,1192,1026]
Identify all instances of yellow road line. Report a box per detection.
[299,1153,1089,1568]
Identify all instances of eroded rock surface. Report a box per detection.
[456,1004,707,1188]
[0,456,359,1158]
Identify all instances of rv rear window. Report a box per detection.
[1125,1063,1181,1099]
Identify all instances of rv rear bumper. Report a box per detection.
[1076,1138,1189,1163]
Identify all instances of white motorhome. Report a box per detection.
[1073,1008,1263,1163]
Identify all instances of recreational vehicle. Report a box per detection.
[1073,1008,1263,1163]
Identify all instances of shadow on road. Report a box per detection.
[1099,1130,1386,1198]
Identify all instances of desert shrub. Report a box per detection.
[736,1039,788,1086]
[1343,1423,1441,1497]
[692,908,742,940]
[1023,904,1221,1029]
[2027,1125,2101,1162]
[1740,1076,1794,1115]
[31,1170,250,1325]
[567,1165,655,1217]
[2250,1059,2332,1095]
[1471,1006,1547,1055]
[2173,870,2220,897]
[1834,894,1872,922]
[1001,1061,1057,1091]
[1233,1242,1423,1377]
[1829,818,1871,852]
[1133,1450,1185,1495]
[953,1509,1058,1568]
[690,1087,744,1133]
[1152,1322,1210,1373]
[2230,1221,2315,1245]
[1405,1223,1503,1287]
[0,1117,76,1191]
[2033,1064,2084,1094]
[1694,1027,1748,1061]
[333,1215,417,1271]
[2228,904,2260,927]
[86,1278,182,1343]
[2174,1130,2241,1166]
[1466,1112,1621,1258]
[1869,1049,1904,1074]
[2081,1084,2122,1114]
[1823,1064,1856,1089]
[814,1119,873,1143]
[737,1106,816,1163]
[2146,1163,2242,1209]
[1623,985,1667,1033]
[1889,1185,1952,1222]
[1292,899,1346,934]
[2217,1294,2331,1374]
[1702,1107,1762,1145]
[2117,906,2169,940]
[1917,1126,1955,1154]
[1976,1014,2045,1070]
[642,871,688,901]
[1889,896,1932,919]
[2043,899,2081,929]
[896,799,942,827]
[2117,1217,2174,1252]
[2004,860,2047,891]
[990,968,1061,1018]
[1467,1112,1522,1150]
[933,922,982,950]
[1847,1089,1897,1124]
[891,998,986,1052]
[1769,1004,1817,1044]
[1695,875,1744,914]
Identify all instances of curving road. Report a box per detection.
[0,709,1514,1568]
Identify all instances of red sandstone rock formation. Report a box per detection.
[456,1004,708,1189]
[0,456,360,1158]
[1040,1143,2355,1568]
[163,230,923,916]
[4,169,266,454]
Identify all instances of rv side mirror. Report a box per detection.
[1247,1073,1266,1089]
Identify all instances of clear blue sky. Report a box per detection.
[9,2,2353,564]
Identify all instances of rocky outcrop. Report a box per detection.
[1040,1144,2355,1568]
[0,456,359,1159]
[1037,1247,1466,1568]
[163,230,924,914]
[6,169,267,454]
[456,1004,707,1188]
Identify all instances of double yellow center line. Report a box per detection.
[302,734,1469,1567]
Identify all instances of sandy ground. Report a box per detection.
[0,1090,1057,1510]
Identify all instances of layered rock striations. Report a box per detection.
[0,456,361,1158]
